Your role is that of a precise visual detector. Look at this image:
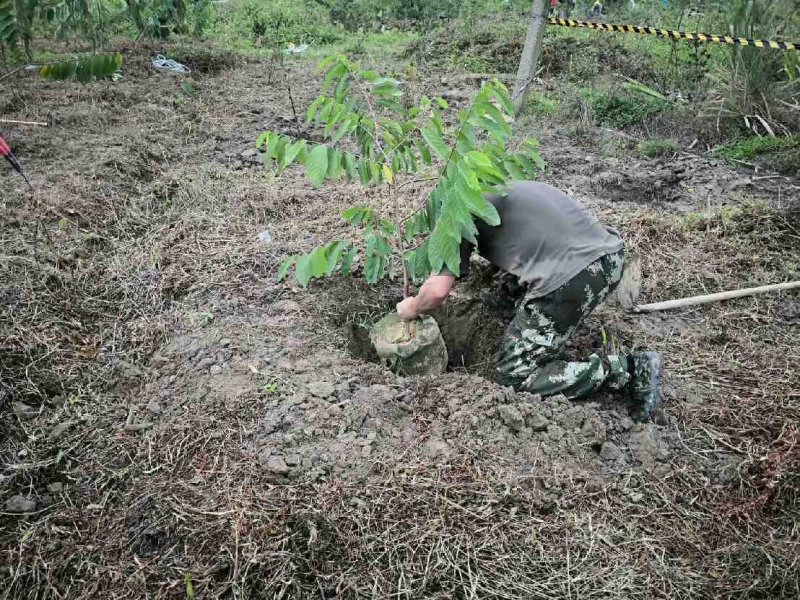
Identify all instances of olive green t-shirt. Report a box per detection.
[450,181,623,298]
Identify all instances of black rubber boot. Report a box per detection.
[630,352,662,423]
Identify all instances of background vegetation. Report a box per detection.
[1,0,798,166]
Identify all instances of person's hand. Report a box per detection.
[396,297,419,321]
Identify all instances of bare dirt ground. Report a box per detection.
[2,45,800,598]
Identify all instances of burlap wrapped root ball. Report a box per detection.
[369,312,448,376]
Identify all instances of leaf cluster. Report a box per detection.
[0,0,34,57]
[260,55,544,288]
[39,52,122,83]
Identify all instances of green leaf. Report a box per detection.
[357,160,371,185]
[487,81,515,116]
[323,62,347,93]
[375,236,391,256]
[368,161,381,184]
[277,256,295,281]
[283,140,306,168]
[306,96,324,124]
[364,254,384,283]
[468,114,508,144]
[274,138,291,172]
[184,572,195,599]
[40,53,122,83]
[340,247,357,276]
[343,152,357,180]
[310,246,328,278]
[414,139,432,165]
[440,185,476,243]
[503,157,527,180]
[435,97,449,109]
[421,125,449,161]
[342,206,365,224]
[296,254,313,287]
[327,149,343,180]
[359,69,379,82]
[373,85,403,99]
[524,141,546,170]
[331,114,354,143]
[515,154,538,178]
[465,151,505,182]
[317,98,333,126]
[473,100,509,135]
[324,103,345,137]
[256,131,269,149]
[307,145,329,187]
[365,233,378,257]
[267,133,284,158]
[377,99,406,113]
[406,242,431,280]
[379,219,398,236]
[334,73,349,102]
[457,175,500,226]
[405,210,430,239]
[325,241,346,275]
[428,222,460,275]
[371,77,403,99]
[404,147,417,173]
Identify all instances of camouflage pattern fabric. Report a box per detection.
[494,250,630,400]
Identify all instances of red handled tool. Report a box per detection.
[0,133,32,189]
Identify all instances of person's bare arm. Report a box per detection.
[396,275,456,321]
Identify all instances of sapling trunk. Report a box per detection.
[393,179,414,340]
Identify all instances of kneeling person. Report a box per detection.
[396,181,661,422]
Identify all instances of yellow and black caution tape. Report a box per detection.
[548,18,799,51]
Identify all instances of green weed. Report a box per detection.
[636,138,677,158]
[582,88,669,128]
[209,0,340,51]
[526,92,558,116]
[708,0,800,133]
[717,134,800,174]
[262,379,280,394]
[717,134,800,161]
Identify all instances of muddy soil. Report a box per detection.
[2,45,799,598]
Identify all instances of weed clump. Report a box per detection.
[717,135,800,175]
[526,92,559,116]
[636,138,677,158]
[582,89,670,129]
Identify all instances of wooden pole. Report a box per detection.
[512,0,548,115]
[0,118,49,126]
[635,281,800,312]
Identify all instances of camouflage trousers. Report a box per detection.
[492,250,631,400]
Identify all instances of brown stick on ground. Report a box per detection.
[635,281,800,312]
